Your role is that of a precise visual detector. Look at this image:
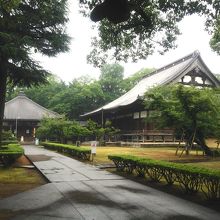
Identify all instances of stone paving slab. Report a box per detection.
[0,183,82,220]
[0,145,220,220]
[25,145,124,182]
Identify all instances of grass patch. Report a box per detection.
[0,168,44,184]
[86,146,220,174]
[187,161,220,170]
[0,155,47,199]
[90,146,210,165]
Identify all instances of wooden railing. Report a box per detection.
[120,129,176,142]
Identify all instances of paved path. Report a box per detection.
[0,145,220,220]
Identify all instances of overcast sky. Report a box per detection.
[34,2,220,83]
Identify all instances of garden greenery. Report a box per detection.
[41,142,91,161]
[108,154,220,200]
[36,118,90,143]
[0,144,24,165]
[145,85,220,156]
[1,130,18,145]
[37,118,119,144]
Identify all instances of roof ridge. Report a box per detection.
[141,50,200,80]
[5,96,19,105]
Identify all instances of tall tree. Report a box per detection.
[145,85,220,156]
[24,75,67,109]
[0,0,70,145]
[49,76,106,119]
[80,0,220,66]
[99,63,124,102]
[210,17,220,55]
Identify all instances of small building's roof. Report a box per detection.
[4,91,60,120]
[82,51,220,117]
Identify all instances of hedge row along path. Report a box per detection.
[0,145,219,220]
[41,142,91,160]
[108,155,220,200]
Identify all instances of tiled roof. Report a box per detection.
[82,51,220,116]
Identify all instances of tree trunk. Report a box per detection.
[195,137,213,156]
[0,62,8,147]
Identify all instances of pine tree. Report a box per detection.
[0,0,70,145]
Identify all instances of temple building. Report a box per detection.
[3,91,60,142]
[82,51,220,142]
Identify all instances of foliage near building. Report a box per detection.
[36,118,90,143]
[8,65,152,120]
[145,85,220,156]
[36,118,119,144]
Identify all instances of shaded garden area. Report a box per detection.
[0,155,47,199]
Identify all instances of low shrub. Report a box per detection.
[41,142,91,160]
[0,144,24,166]
[108,155,220,200]
[1,140,19,145]
[2,130,17,141]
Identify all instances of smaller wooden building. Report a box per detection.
[3,91,60,142]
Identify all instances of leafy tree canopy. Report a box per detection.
[99,63,125,101]
[79,0,220,66]
[1,0,70,86]
[36,117,91,143]
[145,85,220,156]
[36,117,119,143]
[0,0,70,145]
[9,65,154,120]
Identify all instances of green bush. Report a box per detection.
[41,142,91,160]
[108,154,220,200]
[1,130,18,146]
[0,144,24,166]
[2,130,17,141]
[1,140,18,145]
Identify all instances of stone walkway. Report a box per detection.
[0,145,219,220]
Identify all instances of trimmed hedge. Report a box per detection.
[1,140,19,145]
[0,144,24,166]
[41,142,91,160]
[108,154,220,200]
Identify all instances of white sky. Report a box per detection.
[34,2,220,83]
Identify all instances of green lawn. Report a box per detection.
[0,155,47,199]
[187,161,220,170]
[89,146,220,170]
[0,167,44,184]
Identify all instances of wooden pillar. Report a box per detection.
[101,110,104,128]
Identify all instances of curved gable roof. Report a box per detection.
[82,51,220,117]
[4,92,60,120]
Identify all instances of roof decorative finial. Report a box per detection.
[193,50,200,57]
